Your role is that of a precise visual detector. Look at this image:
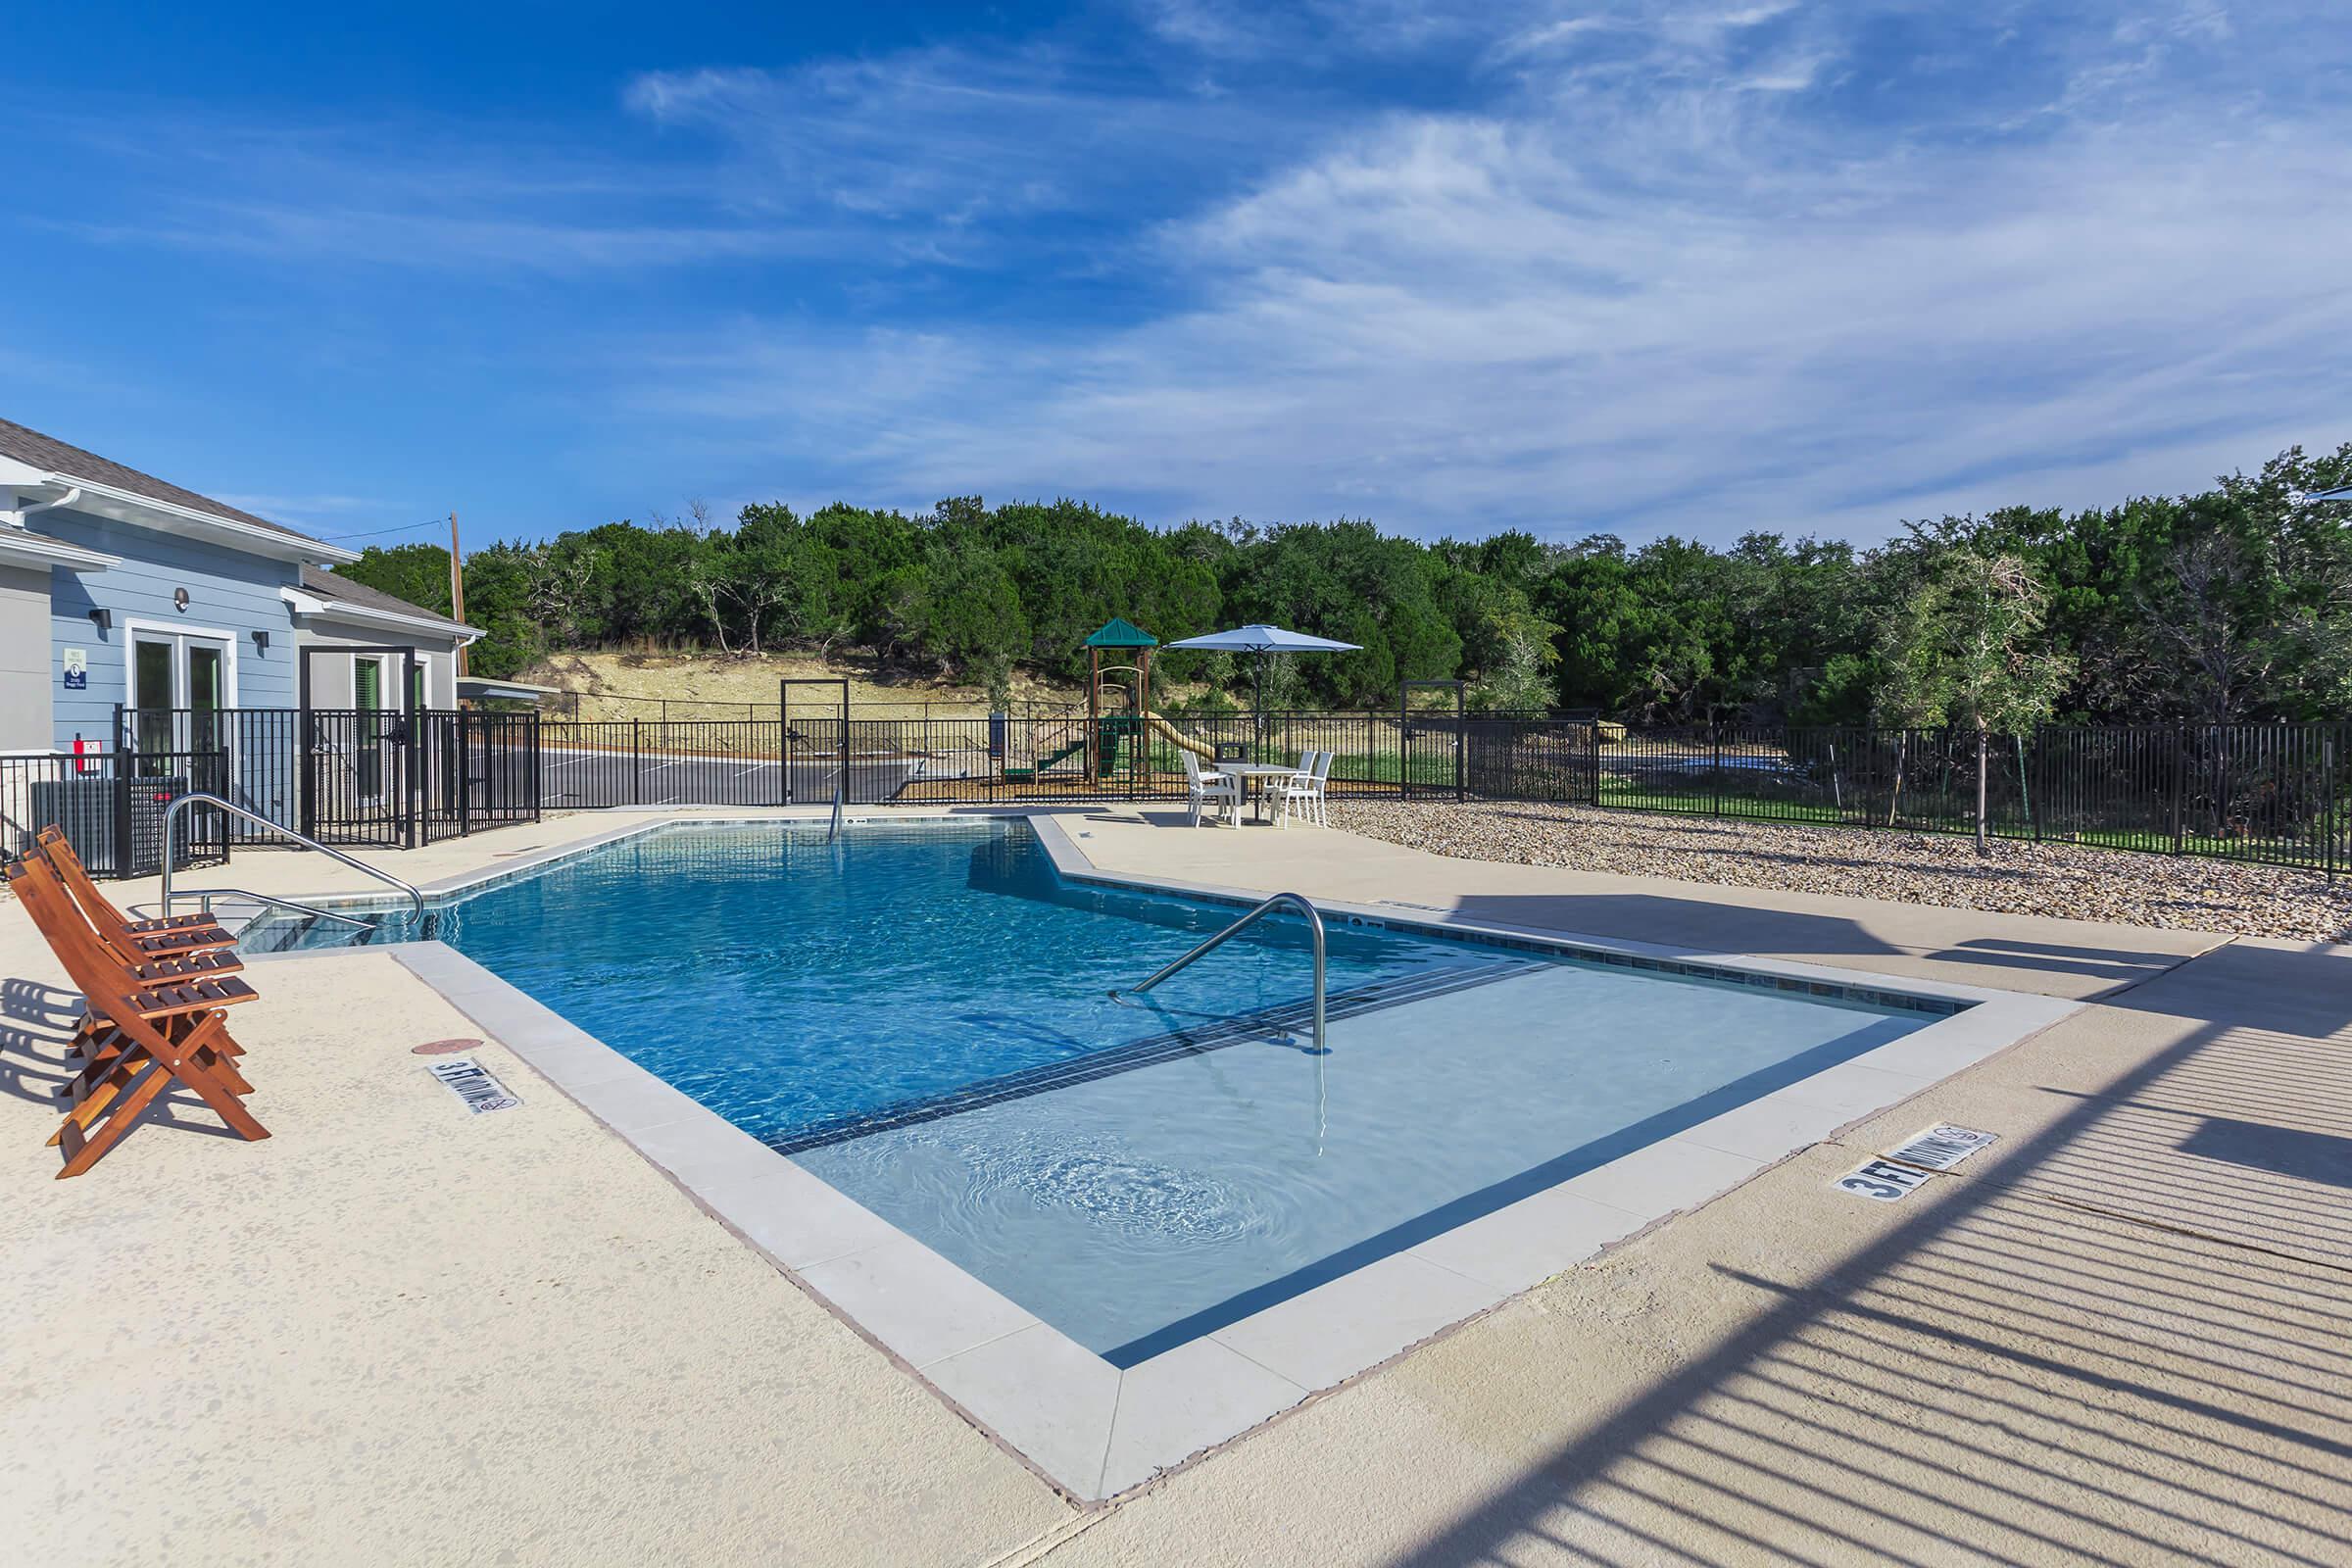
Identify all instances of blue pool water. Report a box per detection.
[253,819,1946,1361]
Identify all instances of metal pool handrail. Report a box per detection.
[159,792,425,927]
[1109,891,1327,1056]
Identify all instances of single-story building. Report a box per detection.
[0,416,479,759]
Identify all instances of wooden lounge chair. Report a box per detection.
[7,857,267,1177]
[35,824,237,963]
[12,847,257,1106]
[27,827,244,1068]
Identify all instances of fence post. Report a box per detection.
[110,702,132,879]
[632,718,643,806]
[1712,723,1724,818]
[459,714,473,838]
[2020,732,2038,843]
[2170,725,2186,856]
[2327,738,2337,881]
[1454,688,1466,804]
[1396,691,1407,800]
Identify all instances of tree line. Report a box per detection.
[339,441,2352,725]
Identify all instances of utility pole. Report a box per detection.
[448,511,468,677]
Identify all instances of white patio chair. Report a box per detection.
[1277,750,1330,828]
[1182,750,1241,827]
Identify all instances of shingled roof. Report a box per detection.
[298,564,466,630]
[0,416,322,544]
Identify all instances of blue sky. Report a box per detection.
[3,1,2346,552]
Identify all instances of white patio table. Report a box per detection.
[1211,763,1304,827]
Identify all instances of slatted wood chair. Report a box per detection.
[34,825,237,963]
[12,848,256,1113]
[25,829,246,1078]
[7,856,268,1177]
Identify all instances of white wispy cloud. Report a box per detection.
[599,3,2352,539]
[17,1,2350,546]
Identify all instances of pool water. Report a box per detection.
[252,819,1944,1362]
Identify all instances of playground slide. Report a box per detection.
[1142,713,1218,760]
[1004,734,1091,780]
[1003,713,1212,779]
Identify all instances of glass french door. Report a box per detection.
[351,654,426,801]
[130,630,232,774]
[354,655,386,800]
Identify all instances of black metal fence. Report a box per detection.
[532,709,2347,874]
[298,709,542,848]
[2,706,542,877]
[24,699,2335,878]
[1,748,228,879]
[109,706,542,852]
[1596,722,2350,873]
[534,710,1514,810]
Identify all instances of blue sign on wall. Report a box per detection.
[63,648,88,690]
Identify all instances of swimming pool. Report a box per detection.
[252,818,1957,1365]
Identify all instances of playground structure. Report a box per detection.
[996,619,1216,785]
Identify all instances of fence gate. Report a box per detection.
[1399,680,1466,801]
[780,677,851,806]
[96,705,232,876]
[299,646,424,846]
[421,710,543,839]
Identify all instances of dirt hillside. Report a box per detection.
[517,650,1092,721]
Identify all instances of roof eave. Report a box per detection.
[24,474,360,565]
[281,585,482,644]
[0,527,117,573]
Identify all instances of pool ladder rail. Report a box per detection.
[1109,890,1328,1057]
[156,791,426,933]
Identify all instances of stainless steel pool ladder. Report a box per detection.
[1109,891,1327,1055]
[157,791,426,931]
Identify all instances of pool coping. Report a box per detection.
[262,808,2079,1502]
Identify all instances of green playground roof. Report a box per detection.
[1084,616,1159,649]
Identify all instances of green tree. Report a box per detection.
[335,543,454,616]
[1873,529,2073,852]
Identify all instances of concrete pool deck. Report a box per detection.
[3,807,2347,1564]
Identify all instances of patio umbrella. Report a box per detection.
[1161,623,1362,741]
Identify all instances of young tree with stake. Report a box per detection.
[1873,529,2074,854]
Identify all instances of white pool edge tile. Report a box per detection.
[370,818,2082,1503]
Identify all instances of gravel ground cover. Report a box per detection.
[1329,800,2352,942]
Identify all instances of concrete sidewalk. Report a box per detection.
[1051,805,2227,1000]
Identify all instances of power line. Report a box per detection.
[314,515,451,544]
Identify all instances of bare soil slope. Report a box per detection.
[518,650,1088,721]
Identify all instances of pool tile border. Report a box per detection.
[302,808,2077,1504]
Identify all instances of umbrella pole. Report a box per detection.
[1254,655,1267,761]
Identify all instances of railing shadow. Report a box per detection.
[1382,966,2352,1566]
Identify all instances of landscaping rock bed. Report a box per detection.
[1328,800,2352,942]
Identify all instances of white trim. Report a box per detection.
[22,474,360,564]
[281,583,482,642]
[0,527,116,573]
[122,615,241,710]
